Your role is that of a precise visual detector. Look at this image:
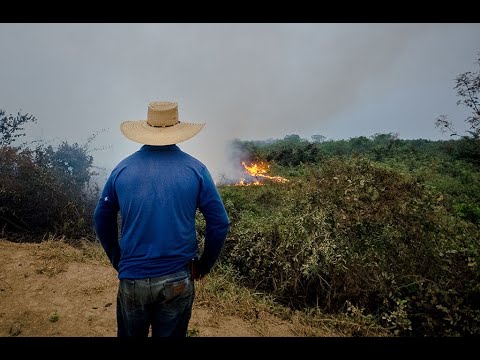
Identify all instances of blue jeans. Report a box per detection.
[116,269,194,337]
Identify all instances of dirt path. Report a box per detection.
[0,239,295,337]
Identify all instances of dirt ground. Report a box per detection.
[0,239,295,337]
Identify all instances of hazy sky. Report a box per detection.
[1,23,479,181]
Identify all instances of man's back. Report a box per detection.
[95,144,229,280]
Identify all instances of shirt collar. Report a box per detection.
[139,144,180,152]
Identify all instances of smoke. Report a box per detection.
[174,24,431,181]
[214,139,253,185]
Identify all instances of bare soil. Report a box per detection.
[0,239,295,337]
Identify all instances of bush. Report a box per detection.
[0,145,98,240]
[218,157,480,336]
[0,107,100,239]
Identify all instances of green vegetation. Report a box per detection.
[211,134,480,336]
[49,310,59,323]
[187,327,199,337]
[232,134,480,224]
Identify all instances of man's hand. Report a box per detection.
[191,259,203,281]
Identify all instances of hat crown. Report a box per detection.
[147,101,179,127]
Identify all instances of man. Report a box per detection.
[93,101,230,337]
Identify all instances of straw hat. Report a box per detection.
[120,101,205,145]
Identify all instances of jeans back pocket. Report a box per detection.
[164,276,192,302]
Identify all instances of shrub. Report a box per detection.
[218,157,480,335]
[0,145,98,239]
[0,108,100,239]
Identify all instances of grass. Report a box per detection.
[29,235,109,276]
[187,327,199,337]
[195,263,389,337]
[49,310,59,323]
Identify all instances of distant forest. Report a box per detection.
[228,133,480,223]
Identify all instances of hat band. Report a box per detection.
[148,121,181,128]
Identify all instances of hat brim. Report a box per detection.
[120,120,205,145]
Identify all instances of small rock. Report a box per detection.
[9,323,22,336]
[92,307,98,309]
[105,302,112,307]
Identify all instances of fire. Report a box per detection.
[235,161,288,186]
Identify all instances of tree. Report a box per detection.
[311,134,326,143]
[0,109,37,147]
[51,142,94,189]
[435,52,480,148]
[283,134,303,143]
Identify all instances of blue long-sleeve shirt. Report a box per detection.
[93,144,230,279]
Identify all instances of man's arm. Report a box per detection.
[93,173,121,271]
[196,166,230,278]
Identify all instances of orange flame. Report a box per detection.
[235,161,288,186]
